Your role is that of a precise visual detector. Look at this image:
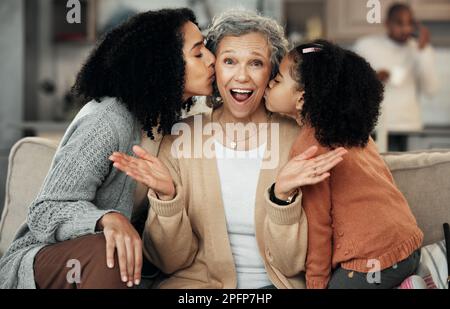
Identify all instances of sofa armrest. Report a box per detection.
[0,137,58,255]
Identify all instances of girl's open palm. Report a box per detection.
[274,146,347,200]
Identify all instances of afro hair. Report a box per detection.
[290,40,384,148]
[72,8,197,139]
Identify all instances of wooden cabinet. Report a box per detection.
[52,0,97,43]
[406,128,450,151]
[387,127,450,151]
[326,0,398,43]
[325,0,450,43]
[283,0,327,43]
[408,136,450,150]
[410,0,450,21]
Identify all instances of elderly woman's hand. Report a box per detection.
[109,145,176,201]
[274,146,347,201]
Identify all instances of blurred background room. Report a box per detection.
[1,0,450,213]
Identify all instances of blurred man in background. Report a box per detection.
[354,3,439,151]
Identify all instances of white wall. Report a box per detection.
[0,0,24,151]
[421,48,450,126]
[0,0,24,216]
[36,0,57,121]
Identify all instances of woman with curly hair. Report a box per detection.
[0,8,215,289]
[264,40,423,288]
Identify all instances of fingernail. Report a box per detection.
[135,279,140,285]
[107,261,113,268]
[122,275,128,282]
[127,281,133,288]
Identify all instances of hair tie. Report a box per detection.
[302,47,322,54]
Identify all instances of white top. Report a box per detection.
[354,35,439,150]
[214,140,272,289]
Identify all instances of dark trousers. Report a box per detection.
[34,233,128,289]
[328,250,421,289]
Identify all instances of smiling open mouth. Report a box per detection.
[230,89,254,103]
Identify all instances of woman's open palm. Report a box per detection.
[109,145,176,201]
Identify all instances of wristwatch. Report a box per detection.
[269,183,299,206]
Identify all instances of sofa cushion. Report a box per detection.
[382,150,450,246]
[0,137,58,255]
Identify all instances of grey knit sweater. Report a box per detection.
[0,97,142,288]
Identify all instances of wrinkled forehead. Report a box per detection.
[216,33,271,59]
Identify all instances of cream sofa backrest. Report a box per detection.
[0,138,59,255]
[1,138,450,255]
[383,151,450,246]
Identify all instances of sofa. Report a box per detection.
[0,137,449,286]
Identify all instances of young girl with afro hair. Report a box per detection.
[265,40,423,289]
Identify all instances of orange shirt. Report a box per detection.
[290,125,423,289]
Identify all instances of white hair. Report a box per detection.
[205,9,289,103]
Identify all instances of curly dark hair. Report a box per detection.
[290,40,384,148]
[72,8,197,139]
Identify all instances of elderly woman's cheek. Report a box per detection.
[215,65,232,96]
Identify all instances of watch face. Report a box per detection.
[269,184,297,205]
[287,189,299,203]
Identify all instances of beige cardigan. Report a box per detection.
[143,109,308,289]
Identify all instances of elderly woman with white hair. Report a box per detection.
[110,9,345,289]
